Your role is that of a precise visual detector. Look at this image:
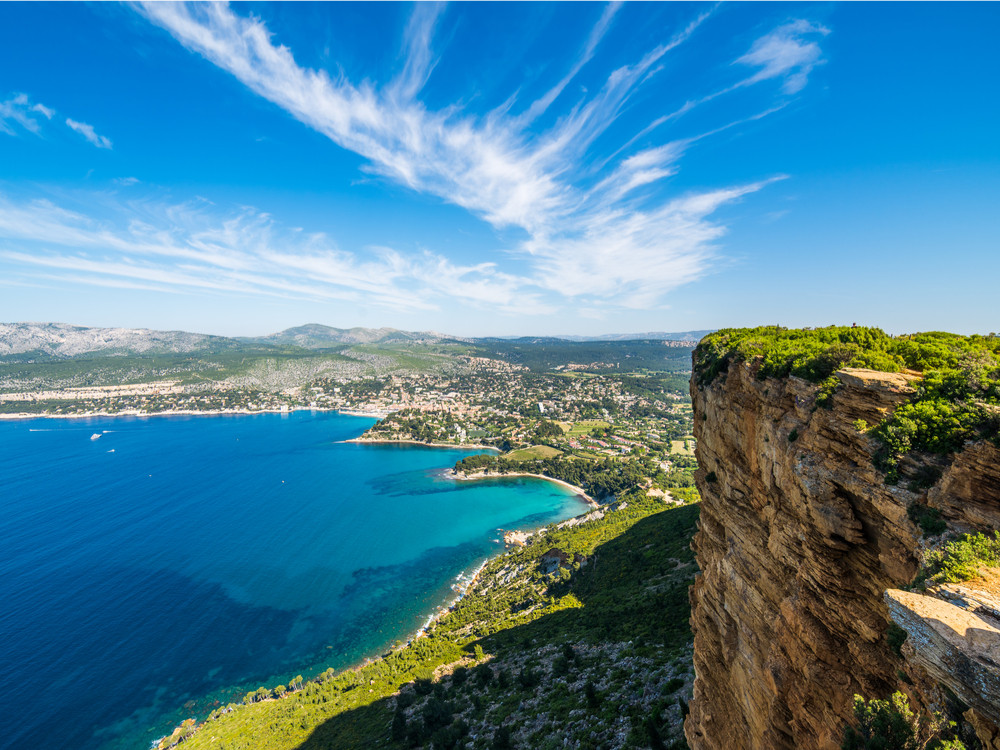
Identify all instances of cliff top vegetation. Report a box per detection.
[693,327,1000,482]
[693,326,1000,386]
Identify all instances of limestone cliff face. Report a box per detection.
[684,362,1000,749]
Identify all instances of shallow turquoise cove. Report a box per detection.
[0,411,589,749]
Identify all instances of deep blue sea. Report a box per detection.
[0,412,589,749]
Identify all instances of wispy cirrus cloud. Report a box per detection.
[736,20,830,94]
[65,118,113,149]
[0,93,54,135]
[135,2,823,311]
[516,1,623,127]
[2,92,117,150]
[389,2,446,103]
[0,192,548,314]
[4,6,828,318]
[624,19,829,145]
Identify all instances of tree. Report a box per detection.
[585,679,600,708]
[841,691,965,750]
[493,725,512,750]
[391,709,407,741]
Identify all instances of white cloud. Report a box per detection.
[123,4,822,314]
[32,102,55,119]
[614,19,827,149]
[525,179,783,308]
[3,7,827,322]
[0,93,54,135]
[389,2,445,103]
[2,94,119,152]
[135,3,785,310]
[0,192,542,313]
[737,20,830,94]
[517,1,623,127]
[65,118,113,149]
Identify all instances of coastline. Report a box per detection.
[344,436,500,451]
[452,469,598,507]
[411,559,490,640]
[152,493,576,748]
[11,409,584,747]
[138,429,597,748]
[150,488,593,747]
[0,405,346,421]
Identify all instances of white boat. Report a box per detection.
[90,433,102,441]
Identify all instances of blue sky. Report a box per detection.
[1,2,997,337]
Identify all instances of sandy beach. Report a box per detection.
[452,469,598,507]
[344,436,500,451]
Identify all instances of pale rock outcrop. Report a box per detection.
[885,587,1000,745]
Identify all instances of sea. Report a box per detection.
[0,411,590,749]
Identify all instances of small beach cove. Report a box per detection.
[0,411,592,750]
[450,469,598,507]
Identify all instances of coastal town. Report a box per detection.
[1,345,699,503]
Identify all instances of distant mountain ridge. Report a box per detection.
[249,323,452,348]
[490,330,713,343]
[553,330,713,342]
[0,322,709,359]
[0,322,233,358]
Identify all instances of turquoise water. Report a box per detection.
[0,411,589,749]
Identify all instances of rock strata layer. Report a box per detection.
[685,362,1000,749]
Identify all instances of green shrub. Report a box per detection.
[873,352,1000,480]
[906,465,943,492]
[551,655,570,676]
[473,663,493,685]
[695,327,999,386]
[663,677,684,694]
[816,375,841,409]
[841,691,965,750]
[391,709,407,741]
[584,679,600,709]
[886,623,908,658]
[915,531,1000,588]
[517,666,541,689]
[907,504,947,537]
[492,725,512,750]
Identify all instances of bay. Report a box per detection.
[0,411,589,749]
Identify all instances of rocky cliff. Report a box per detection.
[685,360,1000,749]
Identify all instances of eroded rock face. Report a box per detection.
[685,363,1000,749]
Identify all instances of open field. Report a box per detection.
[566,420,610,436]
[506,444,564,461]
[670,439,696,456]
